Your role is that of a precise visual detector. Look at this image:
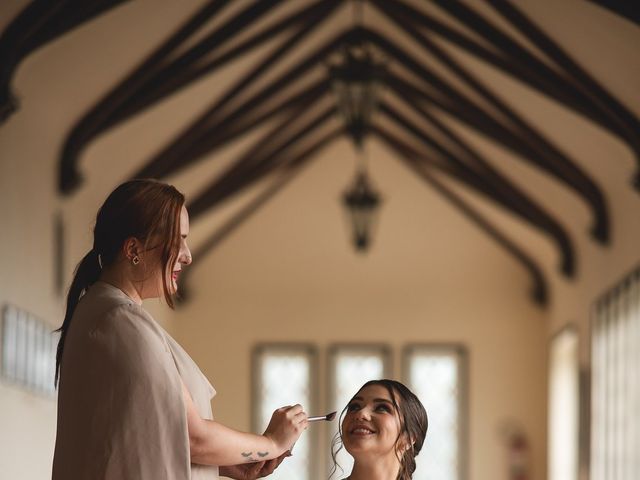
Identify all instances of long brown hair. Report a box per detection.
[54,179,185,386]
[330,379,428,480]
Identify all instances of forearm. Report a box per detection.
[181,380,303,468]
[190,419,283,466]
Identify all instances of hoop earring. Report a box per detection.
[132,255,140,266]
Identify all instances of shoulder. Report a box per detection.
[90,303,170,368]
[97,301,159,331]
[92,301,158,334]
[74,282,153,328]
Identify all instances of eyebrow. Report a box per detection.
[352,396,395,406]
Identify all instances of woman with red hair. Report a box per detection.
[52,179,307,480]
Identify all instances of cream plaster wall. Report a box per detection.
[0,1,639,480]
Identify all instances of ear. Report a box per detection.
[123,237,141,261]
[398,434,415,453]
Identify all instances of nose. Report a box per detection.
[180,245,192,266]
[355,408,372,421]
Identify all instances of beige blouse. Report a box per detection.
[52,281,218,479]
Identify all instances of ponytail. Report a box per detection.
[54,249,101,386]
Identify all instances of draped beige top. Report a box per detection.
[52,281,218,479]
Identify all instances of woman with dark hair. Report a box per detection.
[331,379,428,480]
[52,179,308,480]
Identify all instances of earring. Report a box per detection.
[132,255,140,266]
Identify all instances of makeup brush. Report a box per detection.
[307,411,337,422]
[289,411,337,454]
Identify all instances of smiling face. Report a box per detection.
[342,384,406,461]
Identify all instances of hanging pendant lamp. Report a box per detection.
[329,40,385,252]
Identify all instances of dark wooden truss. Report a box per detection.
[587,0,640,26]
[0,0,130,123]
[5,0,638,305]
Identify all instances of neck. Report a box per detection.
[99,264,143,305]
[349,456,400,480]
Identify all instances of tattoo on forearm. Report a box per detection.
[242,452,257,462]
[257,451,268,457]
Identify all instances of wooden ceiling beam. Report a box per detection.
[487,0,640,188]
[373,0,640,180]
[188,104,336,219]
[428,0,611,125]
[58,0,234,193]
[376,0,608,242]
[431,0,640,178]
[105,0,337,131]
[374,7,610,243]
[375,108,575,277]
[0,0,130,123]
[178,127,342,300]
[586,1,640,26]
[381,97,576,275]
[385,71,608,246]
[371,0,580,115]
[374,125,548,307]
[133,22,348,181]
[181,82,331,175]
[177,4,339,150]
[133,75,329,181]
[59,0,304,193]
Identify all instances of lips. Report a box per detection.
[350,424,376,435]
[172,270,181,281]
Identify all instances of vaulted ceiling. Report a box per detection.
[2,0,639,306]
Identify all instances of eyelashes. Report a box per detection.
[346,402,393,413]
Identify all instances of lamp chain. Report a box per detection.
[356,143,369,175]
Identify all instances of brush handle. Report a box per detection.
[307,411,337,422]
[308,415,329,422]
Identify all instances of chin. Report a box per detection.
[343,442,367,455]
[162,276,176,293]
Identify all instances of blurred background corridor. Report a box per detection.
[1,1,639,479]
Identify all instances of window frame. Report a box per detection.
[326,343,392,479]
[251,342,319,479]
[326,343,393,412]
[402,343,469,480]
[1,303,57,397]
